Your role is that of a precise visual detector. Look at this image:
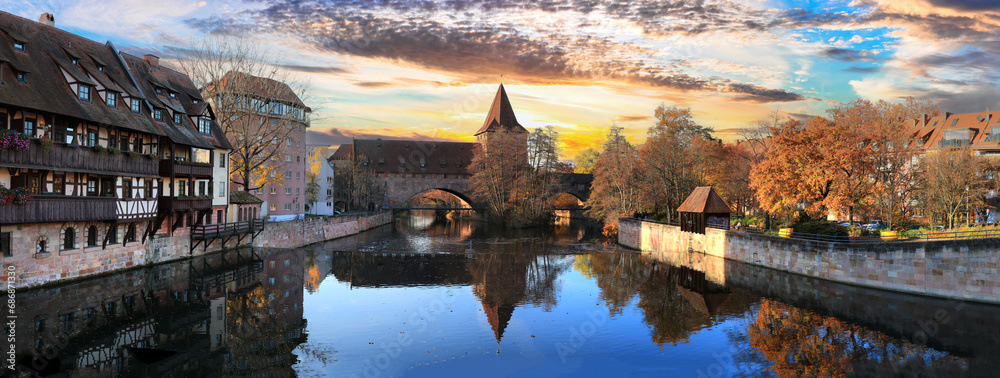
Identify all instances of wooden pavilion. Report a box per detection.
[677,187,732,234]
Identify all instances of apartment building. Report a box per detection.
[203,72,310,222]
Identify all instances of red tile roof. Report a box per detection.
[904,110,1000,152]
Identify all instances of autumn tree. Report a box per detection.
[750,117,848,220]
[827,98,938,228]
[179,37,311,192]
[305,173,319,214]
[732,113,778,225]
[587,125,642,224]
[638,105,718,222]
[573,148,599,174]
[513,126,561,222]
[334,154,382,212]
[469,127,560,226]
[915,147,985,228]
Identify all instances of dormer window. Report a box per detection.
[106,92,117,108]
[71,58,79,66]
[15,72,26,84]
[173,113,182,125]
[78,85,91,102]
[153,109,163,121]
[98,65,105,73]
[198,117,211,134]
[131,99,141,114]
[13,41,25,52]
[192,99,200,104]
[169,92,177,100]
[155,88,163,96]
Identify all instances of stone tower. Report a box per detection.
[475,84,529,153]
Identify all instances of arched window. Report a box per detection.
[64,228,75,250]
[87,226,98,247]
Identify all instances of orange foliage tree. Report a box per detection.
[586,125,643,224]
[750,117,855,220]
[637,105,723,222]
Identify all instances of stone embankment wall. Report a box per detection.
[619,218,1000,304]
[9,211,393,289]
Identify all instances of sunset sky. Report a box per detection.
[6,0,999,158]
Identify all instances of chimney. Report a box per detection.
[39,13,54,27]
[922,114,931,128]
[144,54,159,67]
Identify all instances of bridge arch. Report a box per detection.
[403,188,477,209]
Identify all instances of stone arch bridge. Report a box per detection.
[382,172,592,209]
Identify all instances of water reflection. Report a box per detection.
[17,213,1000,377]
[15,248,306,377]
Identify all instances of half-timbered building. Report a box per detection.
[0,11,230,263]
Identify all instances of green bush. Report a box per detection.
[791,220,849,237]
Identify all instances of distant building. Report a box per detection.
[306,144,336,215]
[905,110,1000,154]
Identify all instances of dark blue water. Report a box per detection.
[15,212,1000,377]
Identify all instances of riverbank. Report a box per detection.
[9,211,393,289]
[618,217,1000,304]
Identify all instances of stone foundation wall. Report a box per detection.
[252,211,394,249]
[619,217,1000,304]
[5,211,393,289]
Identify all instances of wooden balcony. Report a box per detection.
[158,196,212,212]
[0,195,116,224]
[159,159,213,178]
[0,143,159,177]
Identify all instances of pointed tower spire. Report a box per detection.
[475,83,527,136]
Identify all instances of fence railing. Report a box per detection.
[622,217,1000,244]
[191,219,265,240]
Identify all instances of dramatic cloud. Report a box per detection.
[186,0,807,103]
[9,0,999,157]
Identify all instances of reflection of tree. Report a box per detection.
[579,254,645,316]
[583,254,734,346]
[305,265,322,293]
[748,299,967,377]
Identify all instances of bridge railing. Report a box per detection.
[191,219,265,240]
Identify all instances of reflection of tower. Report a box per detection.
[468,253,531,343]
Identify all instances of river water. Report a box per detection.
[14,212,1000,377]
